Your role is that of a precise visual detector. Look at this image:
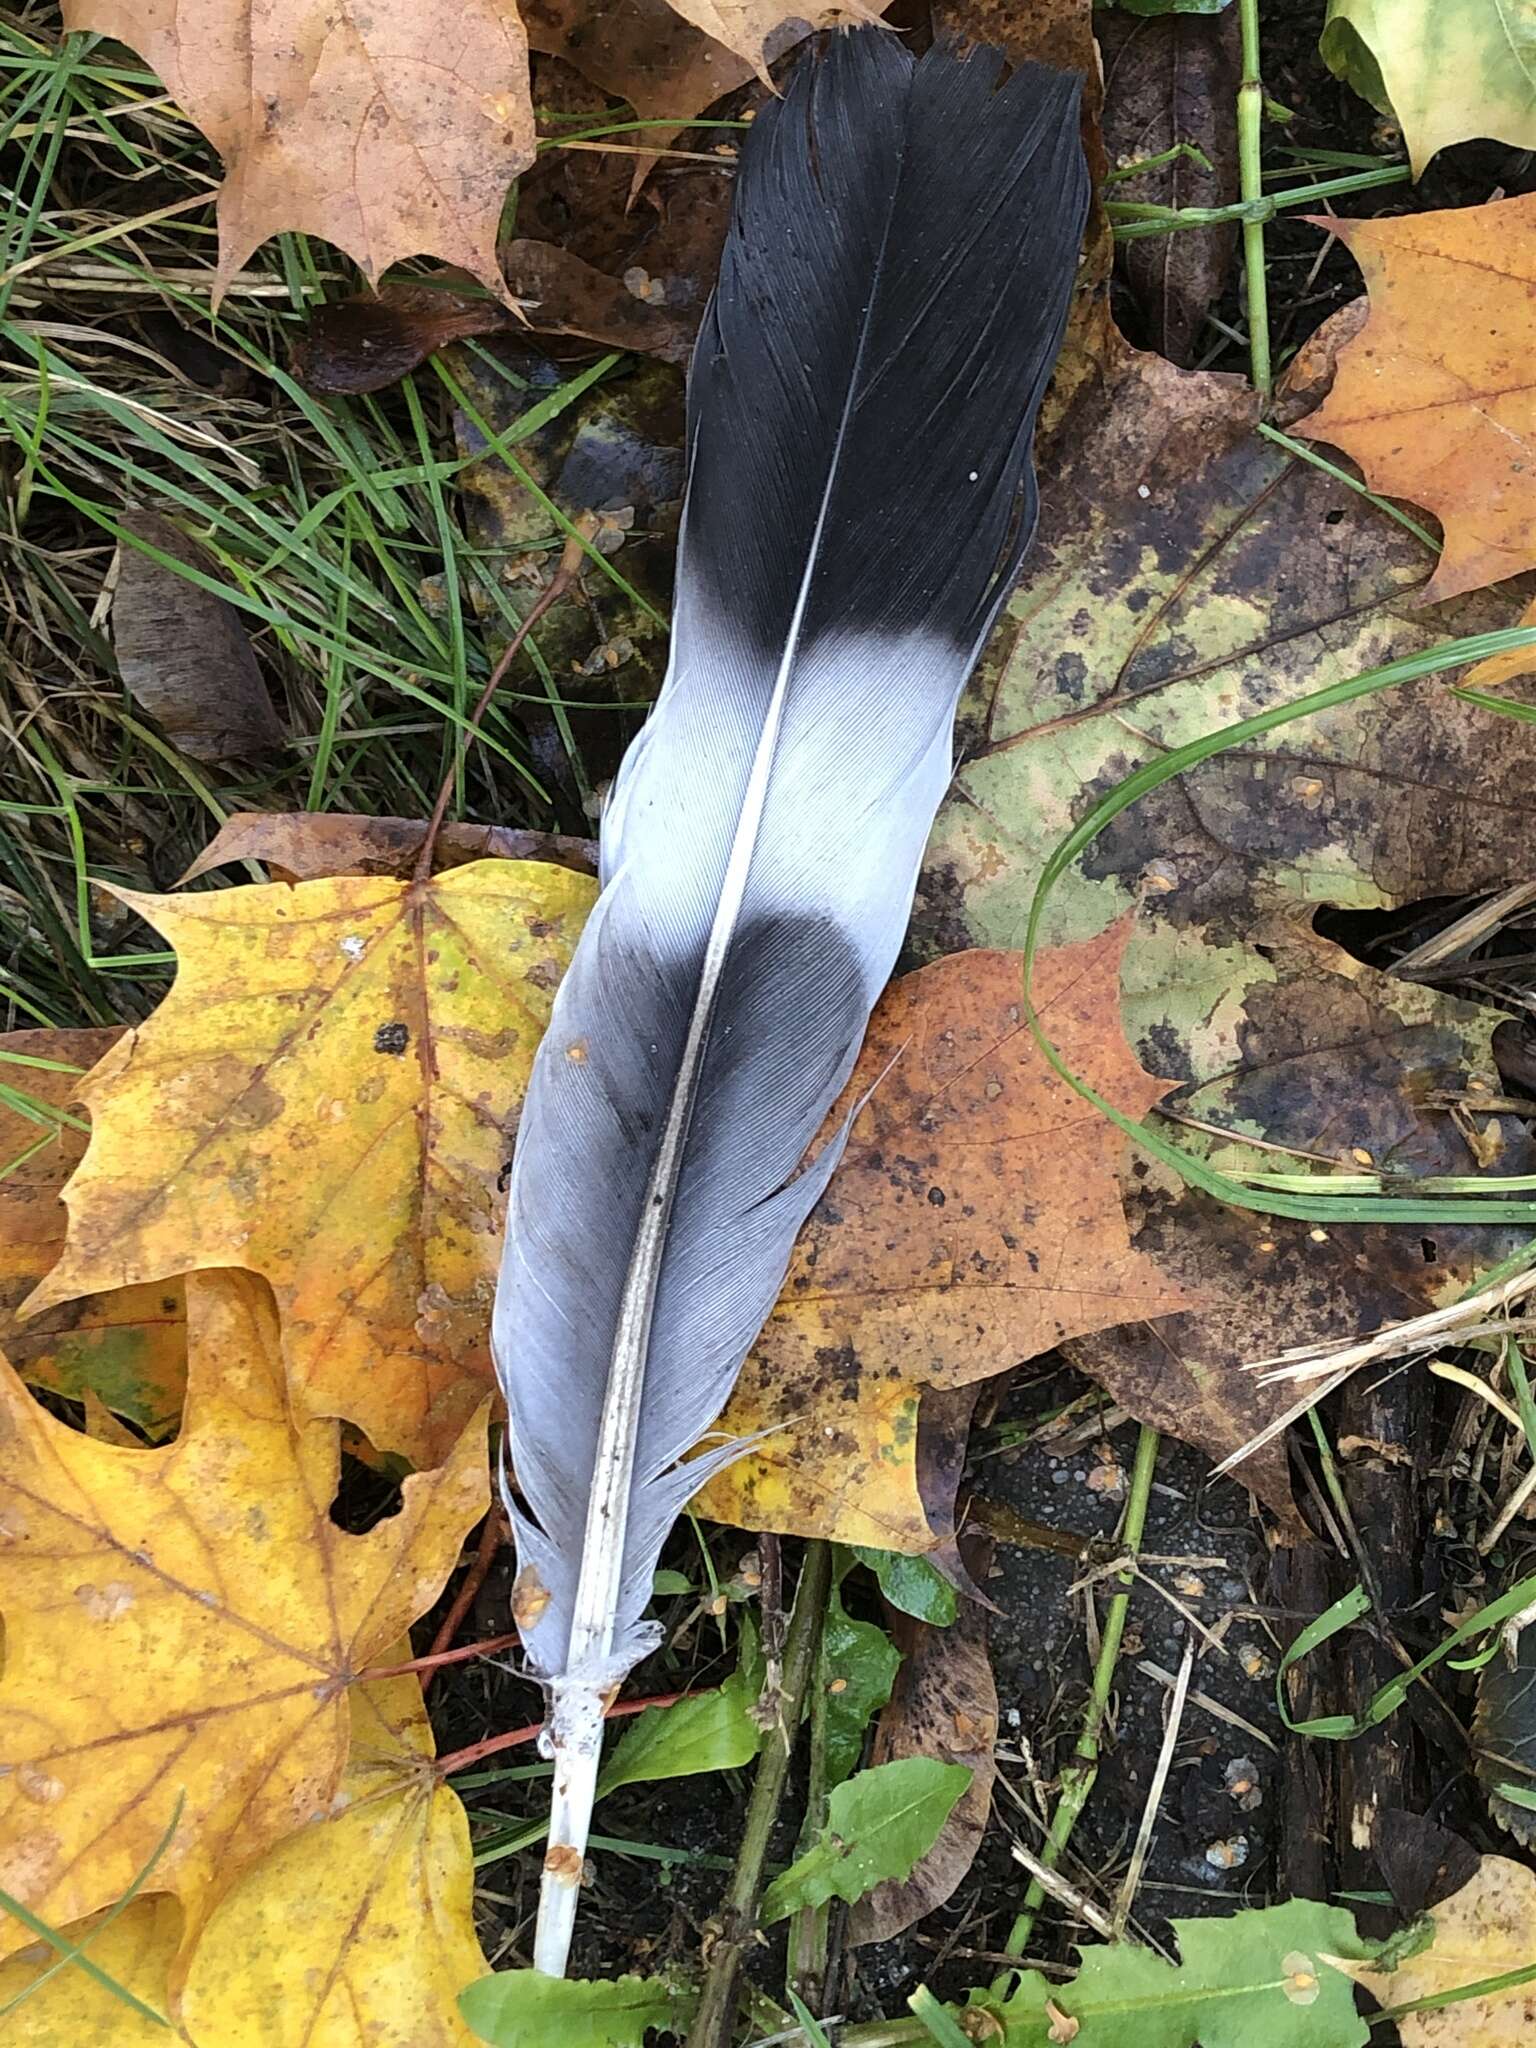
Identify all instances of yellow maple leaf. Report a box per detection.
[697,931,1200,1551]
[0,1269,488,1973]
[0,1027,185,1440]
[27,859,594,1465]
[0,1669,487,2046]
[1334,1854,1536,2046]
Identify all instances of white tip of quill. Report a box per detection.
[533,1680,607,1976]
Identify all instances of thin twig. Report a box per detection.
[356,1630,521,1685]
[414,530,586,882]
[421,1507,508,1696]
[433,1686,707,1777]
[1113,1636,1194,1937]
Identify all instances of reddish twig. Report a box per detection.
[434,1686,713,1778]
[357,1630,522,1687]
[413,531,587,883]
[420,1506,509,1696]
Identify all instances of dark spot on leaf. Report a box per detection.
[373,1021,410,1056]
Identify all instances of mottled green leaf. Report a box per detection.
[961,1899,1369,2047]
[760,1759,971,1923]
[459,1968,696,2048]
[1322,1,1536,176]
[913,338,1536,1511]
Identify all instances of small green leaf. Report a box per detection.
[651,1568,693,1596]
[459,1969,696,2048]
[820,1580,901,1787]
[957,1899,1369,2048]
[598,1616,762,1794]
[853,1546,957,1627]
[760,1758,970,1923]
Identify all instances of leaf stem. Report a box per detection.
[1236,0,1271,398]
[687,1543,833,2048]
[992,1426,1161,1984]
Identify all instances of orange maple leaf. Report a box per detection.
[1296,195,1536,604]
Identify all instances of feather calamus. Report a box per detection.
[492,28,1090,1975]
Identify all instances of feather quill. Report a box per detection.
[493,28,1089,1974]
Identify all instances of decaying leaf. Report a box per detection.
[1321,0,1536,177]
[1297,197,1536,604]
[1099,6,1241,365]
[0,1027,185,1439]
[60,0,535,299]
[523,0,766,188]
[112,513,284,761]
[501,238,696,362]
[292,284,516,396]
[1474,1621,1536,1845]
[696,934,1200,1553]
[848,1544,998,1945]
[0,1669,487,2044]
[913,317,1536,1506]
[453,346,684,796]
[28,859,594,1464]
[510,49,735,298]
[1335,1854,1536,2046]
[0,1270,488,1971]
[180,811,596,886]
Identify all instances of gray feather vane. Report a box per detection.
[492,27,1089,1974]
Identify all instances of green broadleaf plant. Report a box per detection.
[760,1758,971,1924]
[459,1968,697,2048]
[952,1898,1369,2048]
[853,1546,957,1628]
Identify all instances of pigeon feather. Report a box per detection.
[492,27,1089,1973]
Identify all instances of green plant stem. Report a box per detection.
[1108,161,1408,239]
[687,1543,833,2048]
[992,1426,1161,1987]
[1237,0,1271,398]
[787,1633,833,2007]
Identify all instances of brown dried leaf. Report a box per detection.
[291,284,515,396]
[0,1027,185,1440]
[696,932,1201,1552]
[525,0,873,187]
[113,514,284,762]
[1099,7,1241,366]
[179,810,596,886]
[849,1542,999,1945]
[61,0,534,298]
[501,238,696,361]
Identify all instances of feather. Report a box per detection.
[493,27,1089,1974]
